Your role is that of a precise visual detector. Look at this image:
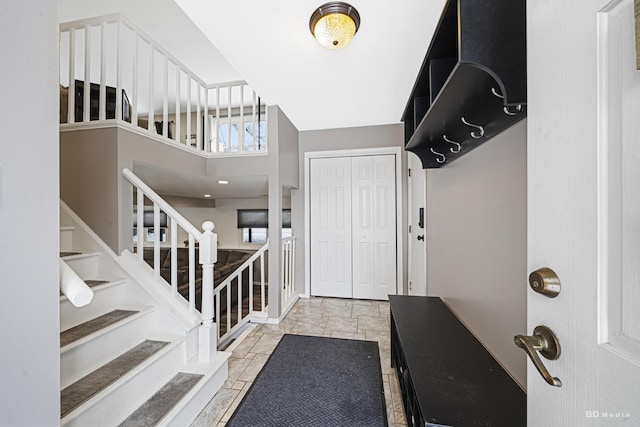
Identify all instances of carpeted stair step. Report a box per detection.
[61,340,169,418]
[60,251,81,257]
[59,279,111,296]
[60,309,139,347]
[118,372,203,426]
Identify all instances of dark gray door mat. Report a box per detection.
[227,334,387,427]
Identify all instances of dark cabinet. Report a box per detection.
[402,0,527,168]
[389,296,526,426]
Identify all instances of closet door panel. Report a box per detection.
[373,155,397,300]
[352,154,397,300]
[310,157,353,298]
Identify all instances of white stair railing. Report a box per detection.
[59,14,267,156]
[214,243,269,346]
[122,167,217,361]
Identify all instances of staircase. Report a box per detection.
[59,202,229,426]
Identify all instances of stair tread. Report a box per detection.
[84,279,111,286]
[60,251,81,257]
[59,279,113,297]
[60,309,139,347]
[60,251,100,260]
[118,372,203,427]
[61,339,169,419]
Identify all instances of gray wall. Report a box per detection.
[294,123,406,296]
[0,1,61,424]
[425,120,527,389]
[61,128,120,250]
[266,106,299,317]
[276,107,300,188]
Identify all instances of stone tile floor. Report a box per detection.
[191,296,407,427]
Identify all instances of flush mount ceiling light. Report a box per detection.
[309,2,360,49]
[217,180,229,184]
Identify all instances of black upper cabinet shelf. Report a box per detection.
[402,0,527,168]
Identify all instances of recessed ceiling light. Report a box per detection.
[218,180,229,184]
[204,194,211,198]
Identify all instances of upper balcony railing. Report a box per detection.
[59,14,266,156]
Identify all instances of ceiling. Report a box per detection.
[133,162,270,200]
[175,0,444,131]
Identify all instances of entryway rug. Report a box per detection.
[227,334,387,427]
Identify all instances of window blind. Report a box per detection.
[237,209,291,228]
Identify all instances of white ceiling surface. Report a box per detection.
[133,162,269,200]
[174,0,443,131]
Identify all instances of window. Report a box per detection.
[237,209,291,244]
[132,206,168,243]
[242,228,268,244]
[242,227,291,244]
[215,118,266,153]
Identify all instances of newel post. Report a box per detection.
[199,220,217,362]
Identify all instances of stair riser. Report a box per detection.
[64,255,100,280]
[61,339,184,427]
[61,311,155,388]
[60,283,126,331]
[60,227,74,252]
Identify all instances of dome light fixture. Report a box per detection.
[309,2,360,50]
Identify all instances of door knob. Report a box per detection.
[417,235,424,241]
[514,325,562,387]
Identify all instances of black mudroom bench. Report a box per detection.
[389,295,526,426]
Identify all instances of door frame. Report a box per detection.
[407,151,427,296]
[304,146,404,298]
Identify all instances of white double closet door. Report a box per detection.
[310,154,397,300]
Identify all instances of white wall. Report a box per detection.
[0,1,61,424]
[425,120,527,389]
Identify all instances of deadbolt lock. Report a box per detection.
[529,267,561,298]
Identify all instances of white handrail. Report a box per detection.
[60,259,94,307]
[123,168,201,238]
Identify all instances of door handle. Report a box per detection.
[514,325,562,387]
[417,235,424,241]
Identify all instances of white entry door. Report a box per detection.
[407,152,427,296]
[310,154,397,300]
[527,0,640,424]
[352,155,397,300]
[309,157,352,298]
